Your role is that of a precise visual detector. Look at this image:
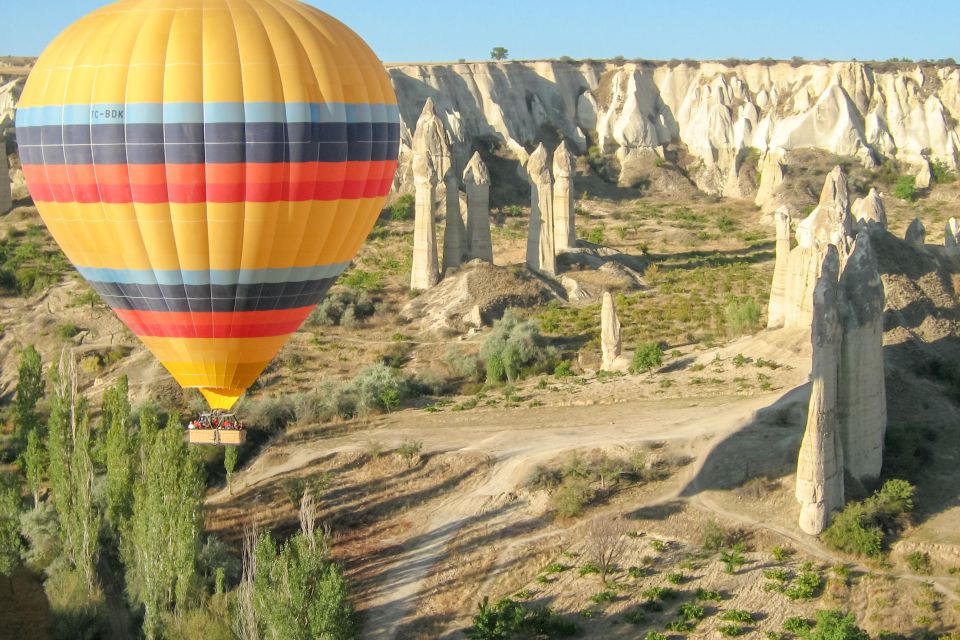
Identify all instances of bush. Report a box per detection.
[783,565,823,600]
[307,292,375,327]
[480,310,555,384]
[892,175,918,201]
[806,610,869,640]
[44,568,109,640]
[931,160,955,184]
[347,364,412,415]
[550,476,595,518]
[340,269,383,292]
[724,297,762,336]
[721,610,754,623]
[389,194,414,221]
[631,343,663,374]
[783,617,813,634]
[19,503,60,571]
[244,396,295,431]
[466,597,578,639]
[57,323,81,340]
[822,479,915,558]
[446,347,483,382]
[718,624,745,637]
[905,550,932,574]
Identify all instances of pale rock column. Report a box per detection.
[462,152,493,263]
[409,101,442,290]
[851,188,887,230]
[838,231,886,485]
[905,218,926,248]
[945,218,960,256]
[552,141,577,251]
[796,246,845,536]
[526,143,556,275]
[784,166,855,329]
[755,152,784,209]
[916,160,933,190]
[767,208,792,328]
[601,291,621,371]
[0,149,11,214]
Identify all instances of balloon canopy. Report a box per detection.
[16,0,400,409]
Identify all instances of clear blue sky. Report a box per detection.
[5,0,958,63]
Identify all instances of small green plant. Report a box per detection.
[783,616,813,634]
[543,562,570,574]
[905,551,932,574]
[649,539,668,552]
[586,228,605,244]
[627,566,648,579]
[893,175,918,201]
[554,360,575,378]
[666,571,686,585]
[666,619,696,633]
[732,353,748,368]
[578,562,602,577]
[590,590,616,604]
[678,603,706,621]
[644,633,668,640]
[624,609,647,625]
[720,548,747,574]
[932,159,955,184]
[718,623,746,637]
[695,588,723,601]
[784,565,823,600]
[513,588,534,600]
[640,586,676,601]
[57,323,81,340]
[631,343,664,374]
[721,610,754,623]
[396,440,423,467]
[763,567,790,582]
[771,545,792,562]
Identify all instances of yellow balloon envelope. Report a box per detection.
[16,0,400,409]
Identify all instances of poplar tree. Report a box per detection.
[123,413,204,640]
[22,428,45,509]
[103,376,134,529]
[0,472,22,577]
[14,345,43,445]
[46,355,99,590]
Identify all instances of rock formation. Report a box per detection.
[385,60,960,196]
[946,218,960,255]
[796,247,845,536]
[771,167,855,329]
[905,217,926,247]
[755,152,784,209]
[0,148,11,215]
[600,291,621,371]
[837,232,886,485]
[916,160,933,190]
[526,143,556,275]
[552,141,577,251]
[462,152,493,263]
[767,208,792,328]
[410,100,442,290]
[851,188,887,229]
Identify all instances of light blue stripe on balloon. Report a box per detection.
[75,262,350,286]
[17,102,400,127]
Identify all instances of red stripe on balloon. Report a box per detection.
[115,306,314,338]
[22,160,397,204]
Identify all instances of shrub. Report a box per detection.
[19,503,60,571]
[348,364,412,414]
[389,194,414,221]
[446,347,483,381]
[718,624,745,637]
[666,572,686,585]
[307,292,375,327]
[724,297,762,336]
[340,269,383,292]
[480,310,555,384]
[905,551,932,574]
[631,343,663,374]
[771,545,792,562]
[806,609,869,640]
[892,175,918,201]
[396,440,423,467]
[586,228,605,244]
[822,479,915,558]
[624,608,647,625]
[645,633,667,640]
[554,360,575,378]
[244,395,295,431]
[678,603,706,621]
[695,588,723,601]
[550,476,595,518]
[721,610,754,623]
[783,617,813,634]
[720,548,747,574]
[57,323,81,340]
[466,597,578,639]
[44,569,109,640]
[590,590,616,604]
[784,565,823,600]
[931,159,955,184]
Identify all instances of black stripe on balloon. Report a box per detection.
[16,122,401,165]
[86,277,336,313]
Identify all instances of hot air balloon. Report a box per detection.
[15,0,400,439]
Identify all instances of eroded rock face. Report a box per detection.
[916,160,933,189]
[410,100,442,290]
[601,291,621,370]
[780,167,855,328]
[796,247,845,535]
[552,141,577,251]
[837,232,886,485]
[851,188,887,230]
[905,217,926,247]
[0,150,11,215]
[755,152,785,210]
[526,144,556,275]
[386,61,960,196]
[463,152,493,263]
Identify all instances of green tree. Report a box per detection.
[490,47,509,61]
[253,531,355,639]
[0,472,23,577]
[22,427,46,509]
[123,413,205,640]
[47,357,99,591]
[631,342,664,374]
[224,446,238,495]
[14,345,43,444]
[103,376,134,529]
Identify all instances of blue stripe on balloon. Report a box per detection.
[75,262,350,287]
[16,102,400,127]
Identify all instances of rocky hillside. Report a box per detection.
[388,60,960,195]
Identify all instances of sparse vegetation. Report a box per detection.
[467,597,578,639]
